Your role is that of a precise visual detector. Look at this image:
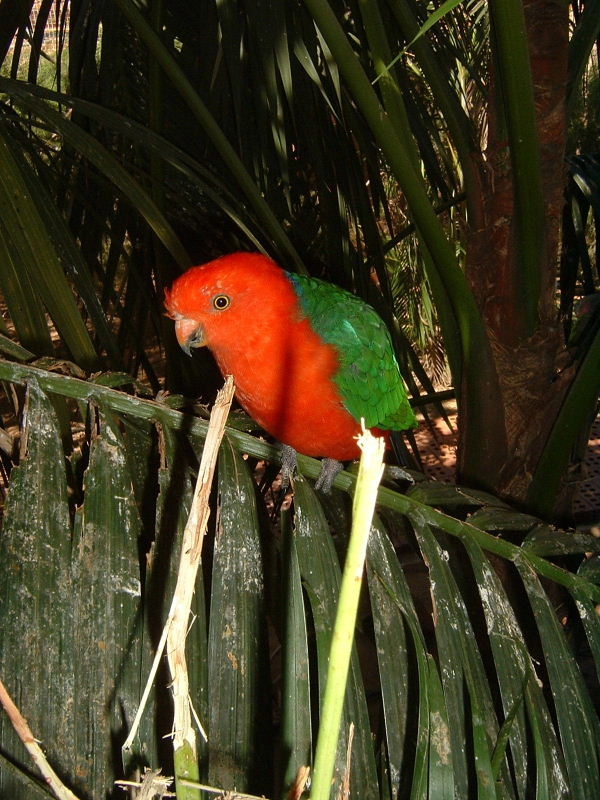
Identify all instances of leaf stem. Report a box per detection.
[310,429,385,799]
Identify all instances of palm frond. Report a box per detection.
[0,357,598,798]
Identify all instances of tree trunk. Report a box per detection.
[460,0,571,508]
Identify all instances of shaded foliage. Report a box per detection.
[0,359,599,798]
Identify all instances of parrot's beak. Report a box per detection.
[174,318,206,356]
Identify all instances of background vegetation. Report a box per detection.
[0,1,599,798]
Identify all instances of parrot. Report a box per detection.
[165,252,417,492]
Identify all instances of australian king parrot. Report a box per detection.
[165,252,417,491]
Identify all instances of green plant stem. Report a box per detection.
[310,430,385,800]
[0,358,596,603]
[382,3,480,224]
[358,0,420,166]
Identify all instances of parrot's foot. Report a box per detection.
[279,447,343,494]
[314,458,343,493]
[280,444,298,491]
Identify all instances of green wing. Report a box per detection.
[287,273,417,431]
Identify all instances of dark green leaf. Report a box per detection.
[517,556,600,799]
[366,518,424,798]
[426,655,454,800]
[522,527,600,557]
[0,126,99,368]
[280,506,312,796]
[207,438,270,792]
[71,406,146,793]
[409,516,500,798]
[0,381,75,796]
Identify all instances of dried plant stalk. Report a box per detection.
[166,375,235,754]
[123,375,235,780]
[0,678,82,800]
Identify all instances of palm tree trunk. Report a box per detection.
[460,0,570,506]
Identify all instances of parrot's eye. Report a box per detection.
[213,294,231,310]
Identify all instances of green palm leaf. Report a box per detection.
[0,358,597,799]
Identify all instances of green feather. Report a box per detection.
[287,273,417,431]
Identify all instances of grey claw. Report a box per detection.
[280,444,298,490]
[314,458,344,493]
